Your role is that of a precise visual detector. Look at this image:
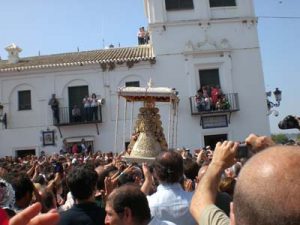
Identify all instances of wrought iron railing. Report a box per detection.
[52,106,102,125]
[189,93,239,115]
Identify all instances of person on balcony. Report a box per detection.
[211,86,221,110]
[202,86,212,111]
[90,93,98,121]
[71,105,81,122]
[216,94,230,110]
[82,95,91,121]
[195,89,205,112]
[48,94,59,124]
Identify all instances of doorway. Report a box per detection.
[199,69,220,88]
[68,86,89,122]
[16,149,36,158]
[204,134,227,150]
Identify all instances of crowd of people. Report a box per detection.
[0,134,299,225]
[195,86,230,112]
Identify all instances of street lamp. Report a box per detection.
[266,88,282,116]
[0,104,7,129]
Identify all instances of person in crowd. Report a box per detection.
[82,95,91,121]
[190,134,300,225]
[80,139,87,154]
[71,143,78,154]
[146,150,196,225]
[105,184,176,225]
[8,202,59,225]
[179,147,191,160]
[71,105,81,122]
[48,94,59,124]
[90,93,98,121]
[61,140,69,154]
[0,178,16,218]
[4,172,37,213]
[218,177,236,198]
[194,164,232,216]
[40,190,57,213]
[58,164,105,225]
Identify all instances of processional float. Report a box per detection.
[114,80,179,162]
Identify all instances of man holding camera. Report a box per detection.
[190,134,300,225]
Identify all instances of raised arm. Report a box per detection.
[190,141,238,222]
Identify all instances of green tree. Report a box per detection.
[271,134,288,144]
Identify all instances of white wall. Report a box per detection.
[0,0,270,156]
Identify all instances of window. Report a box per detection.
[125,81,140,87]
[165,0,194,11]
[199,69,220,88]
[18,90,31,110]
[209,0,236,7]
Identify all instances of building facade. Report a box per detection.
[0,0,270,157]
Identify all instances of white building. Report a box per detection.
[0,0,270,157]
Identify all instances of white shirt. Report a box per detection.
[147,183,196,225]
[91,97,98,107]
[83,97,91,107]
[148,216,177,225]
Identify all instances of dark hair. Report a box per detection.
[41,190,56,213]
[183,158,199,180]
[5,172,34,202]
[107,184,151,224]
[154,150,183,183]
[33,174,46,186]
[67,164,98,200]
[97,165,117,190]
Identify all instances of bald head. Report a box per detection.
[234,145,300,225]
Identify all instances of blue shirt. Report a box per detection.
[147,183,196,225]
[148,216,177,225]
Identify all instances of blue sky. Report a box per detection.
[0,0,299,133]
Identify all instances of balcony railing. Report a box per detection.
[53,106,102,126]
[189,93,239,115]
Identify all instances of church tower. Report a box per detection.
[143,0,271,146]
[144,0,257,55]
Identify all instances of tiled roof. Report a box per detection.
[0,45,155,72]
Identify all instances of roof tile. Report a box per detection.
[0,45,155,72]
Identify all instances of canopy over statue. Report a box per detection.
[115,80,179,162]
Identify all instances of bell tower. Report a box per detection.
[144,0,256,55]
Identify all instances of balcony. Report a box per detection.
[189,93,239,115]
[52,106,103,137]
[53,106,102,126]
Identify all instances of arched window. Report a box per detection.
[18,90,31,110]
